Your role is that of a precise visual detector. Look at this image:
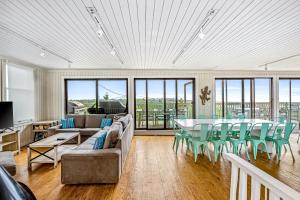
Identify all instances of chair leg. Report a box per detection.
[243,142,250,161]
[277,143,282,161]
[181,137,184,147]
[263,142,270,160]
[172,137,176,149]
[175,137,181,154]
[297,133,300,143]
[224,143,229,153]
[252,142,258,160]
[205,145,212,162]
[214,144,220,163]
[284,145,287,152]
[193,143,199,162]
[288,143,295,162]
[185,138,189,151]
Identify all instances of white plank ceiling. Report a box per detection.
[0,0,299,70]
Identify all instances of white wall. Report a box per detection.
[44,69,300,121]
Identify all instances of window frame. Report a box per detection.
[215,77,273,119]
[64,78,128,115]
[134,78,196,130]
[278,78,300,121]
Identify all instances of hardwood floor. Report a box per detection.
[14,134,300,200]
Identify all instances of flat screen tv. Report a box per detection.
[0,102,14,131]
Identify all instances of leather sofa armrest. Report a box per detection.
[61,148,121,184]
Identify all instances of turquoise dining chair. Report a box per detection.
[187,123,213,162]
[228,122,251,161]
[209,123,233,163]
[212,114,219,119]
[238,113,246,120]
[197,114,207,119]
[272,122,297,161]
[226,113,233,119]
[247,123,273,160]
[172,116,191,154]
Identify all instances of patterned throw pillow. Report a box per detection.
[100,118,113,128]
[61,118,75,129]
[93,131,107,149]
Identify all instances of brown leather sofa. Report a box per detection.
[60,114,133,184]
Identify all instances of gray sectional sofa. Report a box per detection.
[49,114,133,184]
[48,113,125,142]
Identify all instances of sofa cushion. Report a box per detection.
[56,128,80,133]
[61,118,75,129]
[117,115,130,130]
[103,122,123,149]
[82,137,97,145]
[100,118,112,128]
[75,144,94,150]
[66,115,85,128]
[79,128,102,136]
[85,114,106,128]
[93,132,107,149]
[0,152,16,176]
[92,130,108,138]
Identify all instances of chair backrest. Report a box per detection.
[259,123,273,140]
[212,114,219,119]
[232,122,251,140]
[226,113,233,119]
[278,116,286,124]
[283,122,297,141]
[213,123,232,141]
[238,113,246,120]
[192,123,212,141]
[197,114,207,119]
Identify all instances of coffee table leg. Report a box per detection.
[27,147,31,170]
[54,146,58,168]
[78,134,81,144]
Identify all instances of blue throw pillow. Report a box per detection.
[93,132,107,149]
[100,118,112,128]
[61,118,75,129]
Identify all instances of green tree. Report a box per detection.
[103,92,109,100]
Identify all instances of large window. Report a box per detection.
[279,78,300,121]
[65,79,128,114]
[134,78,195,130]
[6,63,35,123]
[215,78,273,119]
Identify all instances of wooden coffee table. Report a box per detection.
[27,132,80,169]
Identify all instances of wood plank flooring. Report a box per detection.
[14,134,300,200]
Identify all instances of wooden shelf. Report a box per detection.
[0,141,16,148]
[0,131,19,154]
[32,130,48,133]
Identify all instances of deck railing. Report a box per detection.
[224,153,300,200]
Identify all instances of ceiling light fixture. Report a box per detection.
[40,49,46,57]
[110,48,116,56]
[172,8,217,64]
[0,25,72,64]
[86,6,124,64]
[198,29,205,40]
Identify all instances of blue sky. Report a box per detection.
[216,79,300,102]
[135,80,193,100]
[68,80,126,100]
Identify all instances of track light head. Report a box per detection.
[96,27,103,37]
[40,49,45,57]
[198,29,205,40]
[110,48,116,56]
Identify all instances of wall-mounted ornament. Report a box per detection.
[199,86,211,105]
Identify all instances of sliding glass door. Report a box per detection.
[134,78,195,130]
